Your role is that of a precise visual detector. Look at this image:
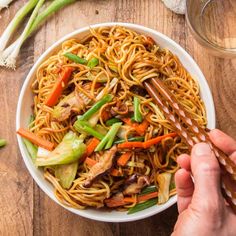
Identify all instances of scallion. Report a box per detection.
[105,118,122,126]
[64,52,87,64]
[134,96,142,123]
[0,139,7,147]
[128,198,158,214]
[87,57,99,68]
[114,136,144,144]
[78,94,113,121]
[23,138,38,161]
[95,122,122,151]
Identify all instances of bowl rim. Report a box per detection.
[16,22,216,222]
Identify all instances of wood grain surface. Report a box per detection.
[0,0,235,235]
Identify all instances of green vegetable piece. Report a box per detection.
[23,138,38,161]
[114,136,144,144]
[74,120,105,140]
[95,122,122,151]
[105,118,122,126]
[87,57,99,68]
[0,139,7,148]
[134,97,143,123]
[139,185,157,196]
[128,198,158,214]
[94,124,107,136]
[78,94,113,121]
[55,162,78,189]
[64,52,87,65]
[35,131,86,166]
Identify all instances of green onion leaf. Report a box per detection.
[87,57,99,68]
[105,118,122,126]
[114,136,144,144]
[128,198,158,214]
[139,185,157,196]
[0,139,7,148]
[23,138,38,161]
[134,96,143,123]
[64,52,87,64]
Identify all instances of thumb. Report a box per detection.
[190,143,223,208]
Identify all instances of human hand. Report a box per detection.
[172,129,236,236]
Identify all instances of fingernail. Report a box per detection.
[193,143,211,156]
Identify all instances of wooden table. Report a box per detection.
[0,0,235,235]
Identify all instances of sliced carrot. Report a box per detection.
[45,67,73,107]
[110,168,123,177]
[105,197,136,207]
[101,109,112,121]
[17,128,54,151]
[138,191,158,202]
[117,152,132,166]
[84,157,97,167]
[121,118,149,136]
[142,133,177,148]
[86,138,100,157]
[117,141,144,149]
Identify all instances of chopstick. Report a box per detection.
[144,78,236,213]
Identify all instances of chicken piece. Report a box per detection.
[123,175,150,195]
[83,146,117,187]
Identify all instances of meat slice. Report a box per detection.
[83,146,117,187]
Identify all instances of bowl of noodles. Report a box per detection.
[16,22,215,222]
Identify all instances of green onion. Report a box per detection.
[64,52,87,65]
[105,122,122,149]
[134,97,142,123]
[87,57,99,68]
[139,185,157,196]
[5,0,45,69]
[0,139,7,147]
[0,0,38,65]
[128,198,158,214]
[23,138,38,161]
[114,136,144,144]
[78,94,113,121]
[105,118,122,126]
[95,122,122,151]
[74,121,105,140]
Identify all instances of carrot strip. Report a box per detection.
[142,133,177,148]
[45,67,73,107]
[85,138,100,157]
[121,118,149,136]
[117,152,132,166]
[101,110,112,121]
[110,168,123,177]
[105,197,136,207]
[117,141,144,149]
[138,191,158,202]
[17,128,54,151]
[84,157,97,167]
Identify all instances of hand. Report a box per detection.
[172,129,236,236]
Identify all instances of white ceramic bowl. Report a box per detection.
[16,22,216,222]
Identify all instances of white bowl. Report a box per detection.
[16,22,216,222]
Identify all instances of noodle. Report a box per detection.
[30,26,206,211]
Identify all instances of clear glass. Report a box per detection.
[186,0,236,58]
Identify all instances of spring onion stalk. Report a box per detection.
[87,57,99,68]
[95,122,122,151]
[139,185,157,196]
[128,198,158,214]
[105,118,122,126]
[74,120,105,140]
[1,0,76,68]
[134,97,143,123]
[0,0,13,11]
[114,136,144,144]
[77,94,113,121]
[23,138,38,161]
[5,0,45,69]
[0,0,38,65]
[105,122,122,149]
[64,52,87,64]
[0,139,7,147]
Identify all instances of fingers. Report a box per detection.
[175,168,194,213]
[209,129,236,162]
[177,154,191,171]
[190,143,224,206]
